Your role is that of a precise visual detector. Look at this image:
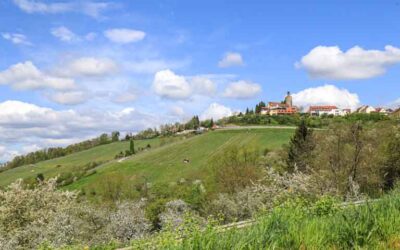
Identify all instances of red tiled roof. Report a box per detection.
[308,105,338,112]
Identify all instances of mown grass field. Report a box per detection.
[69,128,294,194]
[0,128,294,193]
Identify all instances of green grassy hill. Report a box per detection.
[0,128,294,195]
[0,137,174,187]
[69,128,294,194]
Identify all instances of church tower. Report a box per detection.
[284,91,292,107]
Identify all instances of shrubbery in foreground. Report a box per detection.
[0,179,150,249]
[131,192,400,249]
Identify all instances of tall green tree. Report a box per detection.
[99,133,109,145]
[111,131,120,142]
[255,101,266,114]
[194,116,200,129]
[130,139,135,154]
[287,119,315,172]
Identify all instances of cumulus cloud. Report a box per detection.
[104,28,146,44]
[152,70,217,99]
[51,26,79,42]
[0,100,162,162]
[0,61,76,90]
[49,91,88,105]
[296,45,400,80]
[190,76,216,96]
[64,57,118,77]
[13,0,112,18]
[223,80,261,99]
[218,52,244,68]
[200,103,232,120]
[1,33,31,45]
[153,70,192,99]
[292,85,360,110]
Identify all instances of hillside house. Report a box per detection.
[356,105,376,114]
[308,106,350,116]
[260,92,299,115]
[374,107,389,115]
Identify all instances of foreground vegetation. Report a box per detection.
[134,191,400,250]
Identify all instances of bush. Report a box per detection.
[206,167,332,223]
[159,200,192,229]
[107,201,151,242]
[0,179,151,249]
[211,145,261,193]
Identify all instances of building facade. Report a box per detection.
[261,92,299,115]
[308,106,350,116]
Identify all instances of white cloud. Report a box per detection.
[51,26,79,42]
[153,70,192,99]
[1,33,31,45]
[223,80,261,99]
[104,28,146,44]
[0,61,76,90]
[64,57,118,77]
[13,0,71,13]
[200,103,232,120]
[218,52,244,68]
[296,45,400,80]
[152,70,217,99]
[0,100,162,162]
[80,1,111,18]
[292,85,360,110]
[190,76,216,96]
[49,91,88,105]
[13,0,112,18]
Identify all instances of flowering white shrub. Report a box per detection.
[107,201,151,242]
[0,179,79,249]
[0,178,150,249]
[208,167,337,222]
[159,200,191,229]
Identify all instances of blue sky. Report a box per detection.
[0,0,399,161]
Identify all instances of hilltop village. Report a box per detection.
[253,92,398,117]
